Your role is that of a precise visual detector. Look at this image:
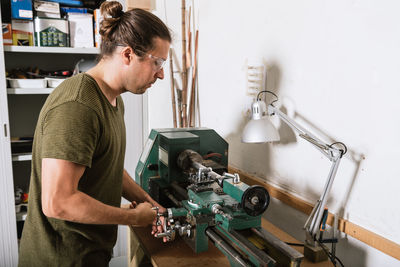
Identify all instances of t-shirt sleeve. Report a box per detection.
[41,101,101,168]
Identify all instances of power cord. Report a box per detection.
[256,90,279,105]
[329,142,348,157]
[316,239,345,267]
[285,241,345,267]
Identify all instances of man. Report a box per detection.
[19,3,171,266]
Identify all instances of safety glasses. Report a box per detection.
[144,53,166,72]
[116,44,167,72]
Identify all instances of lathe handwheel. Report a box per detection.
[241,185,270,216]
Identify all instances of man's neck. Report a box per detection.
[86,61,122,106]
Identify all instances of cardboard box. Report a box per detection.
[68,13,94,48]
[11,20,34,46]
[2,24,13,45]
[36,11,61,18]
[126,0,154,11]
[34,1,60,18]
[11,0,33,20]
[34,17,69,47]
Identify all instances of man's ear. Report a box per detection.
[121,46,134,66]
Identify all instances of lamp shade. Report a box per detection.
[241,116,280,143]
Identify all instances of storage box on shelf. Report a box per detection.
[4,45,99,95]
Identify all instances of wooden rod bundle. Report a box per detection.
[168,0,199,128]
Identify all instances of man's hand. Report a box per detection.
[130,202,156,227]
[151,206,169,242]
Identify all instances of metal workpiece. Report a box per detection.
[191,162,223,184]
[155,219,192,241]
[178,149,224,185]
[251,227,303,267]
[205,228,248,267]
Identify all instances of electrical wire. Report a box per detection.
[316,239,345,267]
[202,152,222,160]
[328,142,348,157]
[286,240,345,267]
[256,90,278,105]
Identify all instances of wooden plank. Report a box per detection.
[228,166,400,261]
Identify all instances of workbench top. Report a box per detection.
[128,219,331,267]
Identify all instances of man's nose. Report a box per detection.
[155,68,164,79]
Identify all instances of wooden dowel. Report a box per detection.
[169,48,177,128]
[181,0,188,127]
[186,6,192,68]
[174,78,183,127]
[188,30,199,127]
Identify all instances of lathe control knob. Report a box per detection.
[241,185,270,216]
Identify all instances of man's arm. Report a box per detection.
[122,169,169,240]
[121,169,164,209]
[41,158,156,226]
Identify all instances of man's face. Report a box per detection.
[123,38,170,95]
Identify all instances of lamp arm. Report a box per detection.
[267,104,344,244]
[267,105,342,161]
[305,154,342,243]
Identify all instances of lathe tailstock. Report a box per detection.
[135,128,303,267]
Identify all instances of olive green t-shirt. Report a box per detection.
[19,73,126,267]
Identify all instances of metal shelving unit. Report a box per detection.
[7,87,55,95]
[12,153,32,162]
[4,45,99,54]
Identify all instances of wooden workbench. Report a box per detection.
[128,218,331,267]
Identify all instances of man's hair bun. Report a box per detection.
[98,1,171,59]
[99,1,124,41]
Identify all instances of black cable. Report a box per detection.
[334,255,345,267]
[317,239,337,266]
[256,90,279,105]
[286,240,344,267]
[328,142,348,157]
[316,239,345,267]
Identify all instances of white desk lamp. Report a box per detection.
[242,90,347,262]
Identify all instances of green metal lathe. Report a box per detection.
[136,128,303,267]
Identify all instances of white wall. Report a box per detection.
[148,0,400,266]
